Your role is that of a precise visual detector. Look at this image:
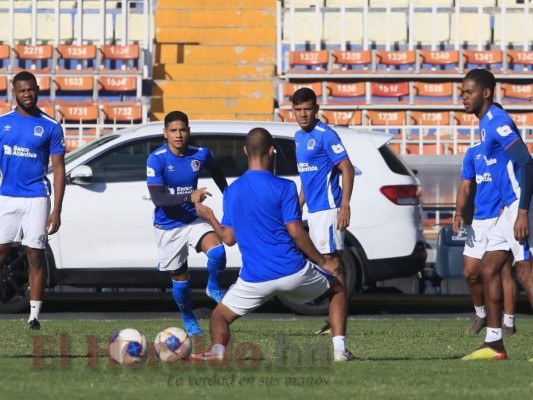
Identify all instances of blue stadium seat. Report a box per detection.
[435,225,468,295]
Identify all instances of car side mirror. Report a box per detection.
[69,165,93,186]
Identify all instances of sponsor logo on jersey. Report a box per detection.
[147,166,155,177]
[484,155,498,166]
[297,162,318,172]
[307,139,316,150]
[173,186,193,195]
[476,173,492,184]
[331,144,345,154]
[34,126,44,137]
[3,125,11,131]
[191,159,200,172]
[3,145,37,158]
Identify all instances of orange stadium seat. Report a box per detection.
[454,112,478,126]
[277,109,297,122]
[99,45,140,71]
[37,101,55,118]
[331,50,372,73]
[65,137,96,153]
[35,75,51,93]
[375,50,416,72]
[371,82,409,102]
[98,76,137,93]
[500,83,533,104]
[56,45,97,72]
[326,81,366,105]
[418,50,460,73]
[410,111,451,126]
[13,45,54,70]
[54,75,94,91]
[320,110,362,126]
[287,50,329,74]
[463,50,503,72]
[508,112,533,127]
[101,102,143,123]
[412,81,455,104]
[506,50,533,74]
[0,76,6,92]
[57,103,99,123]
[366,110,406,126]
[281,82,323,105]
[0,45,10,71]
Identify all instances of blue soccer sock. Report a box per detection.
[206,244,226,291]
[172,279,196,323]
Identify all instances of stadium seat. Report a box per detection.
[326,81,366,105]
[99,45,141,72]
[0,77,7,102]
[367,12,407,46]
[287,50,329,74]
[57,103,99,123]
[284,0,321,6]
[418,50,460,73]
[101,102,143,123]
[56,45,97,72]
[411,13,450,47]
[281,82,323,105]
[320,110,362,126]
[35,75,51,93]
[463,50,503,72]
[366,110,406,126]
[450,13,491,47]
[453,112,478,126]
[410,111,451,126]
[435,224,468,295]
[114,13,148,44]
[412,81,455,104]
[0,13,31,42]
[76,13,114,44]
[508,112,533,127]
[277,108,297,123]
[460,0,495,5]
[13,45,53,71]
[36,13,73,44]
[323,12,363,47]
[371,82,409,103]
[494,13,533,47]
[64,137,96,153]
[375,50,416,73]
[506,50,533,74]
[0,44,10,71]
[413,0,453,5]
[0,103,11,114]
[54,75,95,102]
[325,0,366,6]
[37,100,55,118]
[98,76,137,95]
[370,0,409,6]
[331,50,373,73]
[282,11,322,45]
[500,83,533,104]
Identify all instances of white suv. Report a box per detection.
[1,121,426,314]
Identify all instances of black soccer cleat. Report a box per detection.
[28,319,41,330]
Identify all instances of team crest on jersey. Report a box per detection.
[34,126,44,137]
[307,139,316,150]
[191,159,200,172]
[3,144,12,155]
[481,129,486,141]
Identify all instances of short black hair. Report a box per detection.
[164,111,189,128]
[13,70,37,87]
[292,87,317,106]
[464,68,496,98]
[245,127,274,157]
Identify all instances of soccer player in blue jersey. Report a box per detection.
[192,127,353,362]
[146,111,228,337]
[461,69,533,360]
[453,143,516,336]
[0,71,66,329]
[292,87,354,335]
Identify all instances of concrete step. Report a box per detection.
[151,97,273,114]
[155,9,275,28]
[155,27,276,45]
[152,80,274,98]
[153,64,275,80]
[154,44,275,65]
[151,112,274,121]
[157,0,275,9]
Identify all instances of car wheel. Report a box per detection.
[278,248,359,316]
[0,246,30,313]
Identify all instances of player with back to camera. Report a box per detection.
[192,127,354,362]
[146,111,228,337]
[453,142,516,336]
[0,71,66,329]
[461,69,533,361]
[291,87,355,336]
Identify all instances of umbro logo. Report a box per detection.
[3,125,11,131]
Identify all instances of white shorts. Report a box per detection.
[222,261,331,316]
[308,208,345,254]
[463,217,498,259]
[0,195,50,249]
[486,200,533,262]
[154,218,213,271]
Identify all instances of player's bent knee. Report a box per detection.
[206,244,226,264]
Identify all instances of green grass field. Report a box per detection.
[1,317,533,399]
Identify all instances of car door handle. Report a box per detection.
[142,196,151,200]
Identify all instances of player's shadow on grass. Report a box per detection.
[364,356,461,361]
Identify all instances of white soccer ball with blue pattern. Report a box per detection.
[154,327,192,361]
[109,328,148,365]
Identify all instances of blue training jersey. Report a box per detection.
[479,104,525,207]
[461,143,502,220]
[146,144,214,230]
[221,170,307,283]
[295,120,349,213]
[0,109,65,197]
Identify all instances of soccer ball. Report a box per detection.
[109,328,148,365]
[154,327,192,361]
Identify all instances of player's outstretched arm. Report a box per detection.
[195,201,236,246]
[337,158,355,231]
[209,165,228,193]
[453,180,473,234]
[148,186,210,207]
[48,154,65,235]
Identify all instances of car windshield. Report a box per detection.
[47,135,120,174]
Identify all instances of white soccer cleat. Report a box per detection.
[333,349,355,362]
